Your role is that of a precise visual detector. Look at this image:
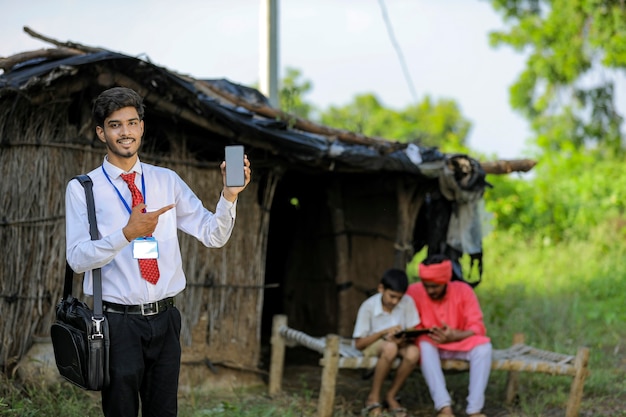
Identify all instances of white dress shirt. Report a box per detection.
[352,292,420,338]
[65,157,237,305]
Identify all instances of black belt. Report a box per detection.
[103,297,175,316]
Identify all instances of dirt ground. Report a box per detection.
[282,363,516,417]
[277,347,625,417]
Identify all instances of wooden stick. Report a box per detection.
[0,48,82,72]
[23,26,103,53]
[317,335,340,417]
[268,314,287,396]
[565,346,590,417]
[197,79,400,152]
[481,159,537,174]
[505,333,525,404]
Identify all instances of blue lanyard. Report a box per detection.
[101,165,147,214]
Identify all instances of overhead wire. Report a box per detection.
[377,0,419,104]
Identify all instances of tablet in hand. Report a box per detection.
[395,328,433,338]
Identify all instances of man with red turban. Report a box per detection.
[406,255,492,417]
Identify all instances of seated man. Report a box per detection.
[353,268,421,417]
[407,255,492,417]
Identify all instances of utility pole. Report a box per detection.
[259,0,279,107]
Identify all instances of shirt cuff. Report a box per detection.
[112,229,133,247]
[217,193,237,218]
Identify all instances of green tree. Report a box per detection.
[318,93,471,153]
[485,144,626,242]
[489,0,626,155]
[274,68,471,152]
[279,67,315,119]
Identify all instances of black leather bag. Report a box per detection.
[50,293,109,390]
[51,175,110,390]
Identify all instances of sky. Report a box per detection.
[1,0,533,159]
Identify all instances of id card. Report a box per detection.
[133,237,159,259]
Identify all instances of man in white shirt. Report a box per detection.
[65,87,251,417]
[352,269,421,417]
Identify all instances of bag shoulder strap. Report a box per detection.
[64,174,104,317]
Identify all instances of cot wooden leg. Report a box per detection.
[317,334,340,417]
[505,333,525,404]
[565,347,590,417]
[268,314,287,396]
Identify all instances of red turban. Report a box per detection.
[418,260,452,285]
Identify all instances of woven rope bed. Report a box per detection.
[268,315,590,417]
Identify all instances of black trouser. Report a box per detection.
[102,307,182,417]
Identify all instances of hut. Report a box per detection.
[0,28,534,389]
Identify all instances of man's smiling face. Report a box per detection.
[96,106,144,169]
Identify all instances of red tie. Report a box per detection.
[120,172,160,285]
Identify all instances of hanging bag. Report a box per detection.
[51,174,110,390]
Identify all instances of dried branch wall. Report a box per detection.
[0,98,97,370]
[0,95,266,375]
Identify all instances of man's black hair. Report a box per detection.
[92,87,145,127]
[422,254,450,266]
[380,268,409,293]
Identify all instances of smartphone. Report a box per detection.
[224,145,245,187]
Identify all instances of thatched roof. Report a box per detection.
[0,27,536,176]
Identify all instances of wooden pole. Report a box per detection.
[505,333,525,404]
[565,346,590,417]
[259,0,279,107]
[393,179,424,269]
[328,181,354,336]
[268,314,287,396]
[196,78,399,151]
[317,335,340,417]
[23,25,102,53]
[480,159,537,175]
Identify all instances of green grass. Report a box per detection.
[0,378,101,416]
[1,221,625,416]
[476,222,626,414]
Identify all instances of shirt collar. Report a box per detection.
[103,156,143,179]
[372,293,385,317]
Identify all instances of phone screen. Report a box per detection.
[224,145,245,187]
